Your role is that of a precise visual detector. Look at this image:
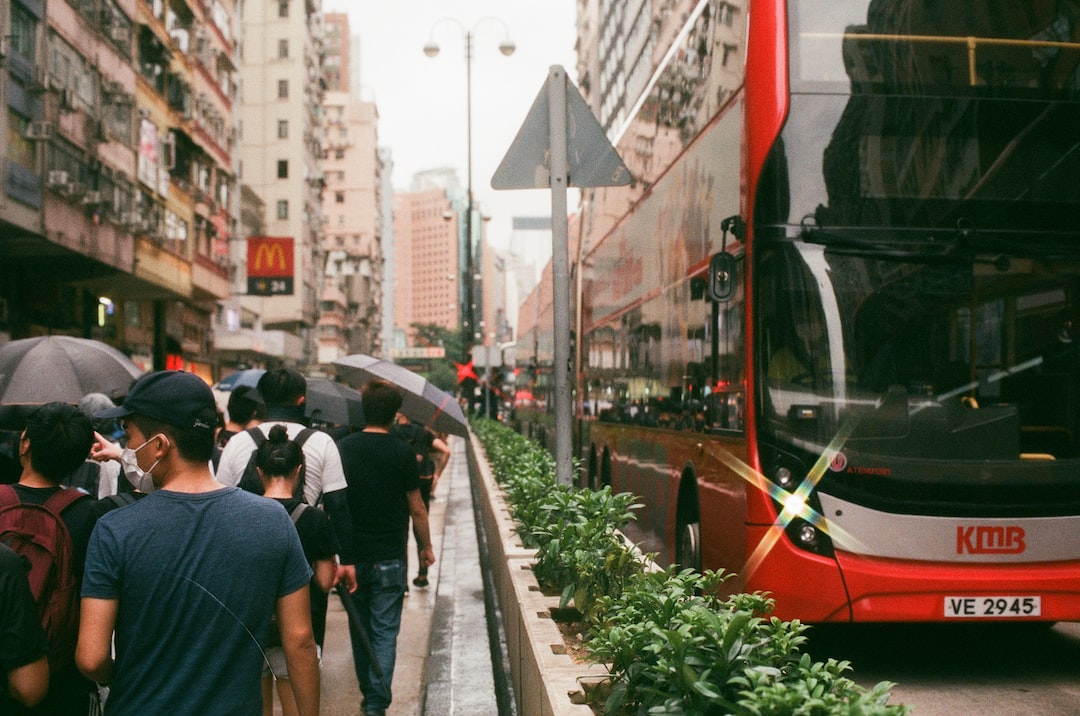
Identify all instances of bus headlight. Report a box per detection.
[776,466,795,488]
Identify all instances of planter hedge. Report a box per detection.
[472,418,907,716]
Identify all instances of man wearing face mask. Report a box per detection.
[77,371,320,715]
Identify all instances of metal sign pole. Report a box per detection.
[548,66,573,486]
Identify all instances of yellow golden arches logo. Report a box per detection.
[252,241,287,272]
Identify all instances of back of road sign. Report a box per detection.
[491,70,631,190]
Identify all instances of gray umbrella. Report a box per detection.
[0,335,144,405]
[305,377,366,428]
[332,354,468,436]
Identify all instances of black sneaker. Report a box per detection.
[412,575,429,588]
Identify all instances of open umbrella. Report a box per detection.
[304,377,365,428]
[332,354,468,437]
[0,336,144,406]
[213,368,266,392]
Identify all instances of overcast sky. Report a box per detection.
[324,0,579,267]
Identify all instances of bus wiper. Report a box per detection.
[799,217,960,261]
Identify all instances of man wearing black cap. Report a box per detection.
[76,371,320,716]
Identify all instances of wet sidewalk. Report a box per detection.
[307,435,505,715]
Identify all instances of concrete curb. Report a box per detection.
[470,431,607,715]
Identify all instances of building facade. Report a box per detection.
[235,0,326,365]
[391,181,461,348]
[1,0,236,381]
[315,12,383,367]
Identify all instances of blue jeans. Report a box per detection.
[345,558,406,714]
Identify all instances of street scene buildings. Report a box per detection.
[0,0,543,383]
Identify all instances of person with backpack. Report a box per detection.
[0,542,49,710]
[255,424,338,716]
[76,370,320,716]
[216,368,357,606]
[0,402,98,715]
[389,413,449,589]
[217,385,267,448]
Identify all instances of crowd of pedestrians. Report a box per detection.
[0,366,448,716]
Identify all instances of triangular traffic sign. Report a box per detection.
[491,72,632,190]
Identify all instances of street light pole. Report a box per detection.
[464,29,475,358]
[425,18,514,363]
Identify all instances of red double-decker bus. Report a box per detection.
[516,0,1080,622]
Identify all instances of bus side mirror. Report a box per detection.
[708,252,736,302]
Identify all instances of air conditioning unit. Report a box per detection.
[102,80,124,96]
[82,191,103,206]
[47,170,69,188]
[29,67,51,93]
[109,25,128,44]
[61,88,77,110]
[25,122,54,141]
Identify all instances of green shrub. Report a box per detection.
[471,419,908,716]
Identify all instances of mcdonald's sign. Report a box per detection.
[247,236,294,295]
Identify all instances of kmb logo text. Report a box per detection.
[956,525,1025,554]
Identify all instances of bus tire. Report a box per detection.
[676,518,701,572]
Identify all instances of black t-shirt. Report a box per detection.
[336,431,420,563]
[0,543,47,713]
[272,498,339,566]
[390,422,436,477]
[10,485,98,580]
[273,497,338,647]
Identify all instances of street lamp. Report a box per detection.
[424,18,515,361]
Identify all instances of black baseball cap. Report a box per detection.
[96,370,217,433]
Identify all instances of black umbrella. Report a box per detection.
[304,378,365,427]
[0,336,144,406]
[332,354,467,436]
[335,584,389,693]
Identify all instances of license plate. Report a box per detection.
[944,596,1041,618]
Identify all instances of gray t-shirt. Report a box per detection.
[82,487,312,716]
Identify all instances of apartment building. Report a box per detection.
[1,0,237,379]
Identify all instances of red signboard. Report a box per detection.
[247,236,294,295]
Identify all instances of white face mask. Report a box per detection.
[119,434,168,491]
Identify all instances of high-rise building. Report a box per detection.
[314,13,384,367]
[391,170,467,349]
[236,0,327,365]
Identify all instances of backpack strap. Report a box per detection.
[0,483,16,507]
[107,492,139,509]
[294,427,317,448]
[42,488,90,515]
[246,426,268,447]
[289,502,308,524]
[0,484,88,514]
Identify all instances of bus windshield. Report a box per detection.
[757,238,1080,464]
[752,2,1080,515]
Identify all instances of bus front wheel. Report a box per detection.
[675,518,701,571]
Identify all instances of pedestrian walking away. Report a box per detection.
[0,402,99,716]
[76,371,320,716]
[255,424,339,716]
[336,379,436,716]
[216,368,357,611]
[390,412,449,588]
[0,536,50,711]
